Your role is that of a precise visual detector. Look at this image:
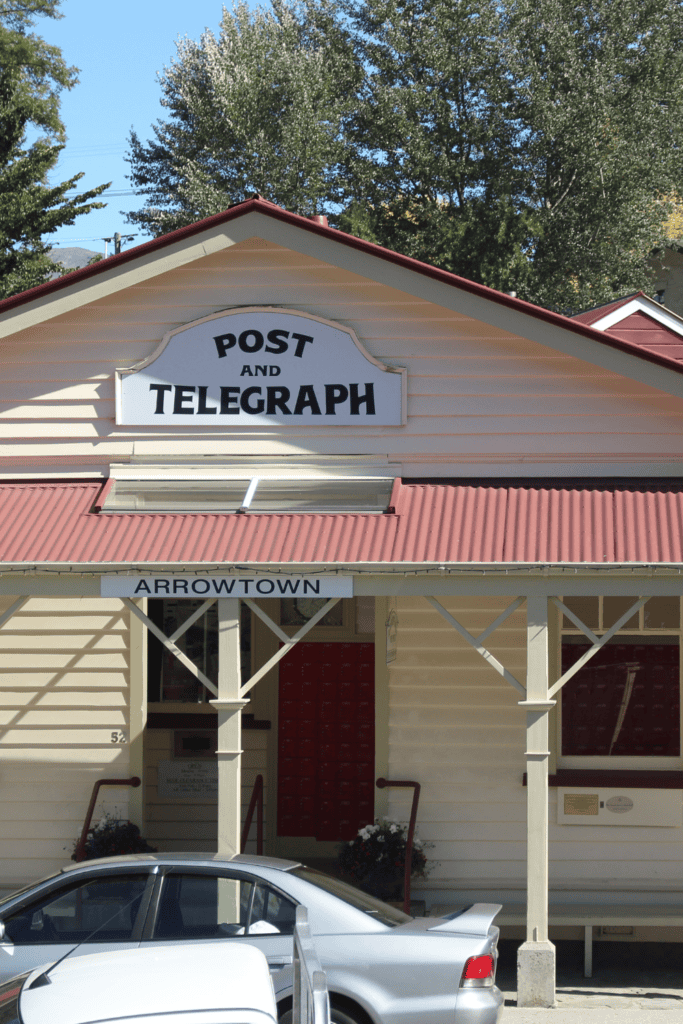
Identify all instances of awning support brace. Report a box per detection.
[425,595,527,695]
[0,596,29,630]
[548,596,647,698]
[123,597,218,696]
[240,597,341,696]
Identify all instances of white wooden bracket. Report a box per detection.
[548,596,647,698]
[425,596,527,695]
[123,597,219,696]
[240,597,341,696]
[0,596,29,630]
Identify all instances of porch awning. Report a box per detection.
[2,479,683,566]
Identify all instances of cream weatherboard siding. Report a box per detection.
[0,596,132,888]
[0,207,682,930]
[385,596,683,906]
[2,240,683,477]
[144,728,267,854]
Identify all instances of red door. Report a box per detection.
[278,642,375,841]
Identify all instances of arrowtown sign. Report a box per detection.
[116,308,406,426]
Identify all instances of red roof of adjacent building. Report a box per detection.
[573,292,683,365]
[572,293,644,327]
[3,479,683,566]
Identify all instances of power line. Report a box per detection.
[62,189,152,198]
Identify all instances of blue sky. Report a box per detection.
[42,0,245,256]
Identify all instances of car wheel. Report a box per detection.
[280,1006,365,1024]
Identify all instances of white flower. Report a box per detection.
[377,835,385,842]
[389,824,399,833]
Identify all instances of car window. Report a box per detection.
[152,874,296,940]
[2,874,148,945]
[250,883,296,936]
[291,866,411,926]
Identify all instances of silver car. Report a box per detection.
[0,853,503,1024]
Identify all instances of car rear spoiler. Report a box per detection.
[427,903,502,936]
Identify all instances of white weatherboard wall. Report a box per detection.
[144,728,267,853]
[2,239,683,477]
[0,596,132,887]
[386,596,683,906]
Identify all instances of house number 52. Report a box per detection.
[110,731,127,744]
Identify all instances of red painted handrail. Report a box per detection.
[74,777,142,862]
[241,773,264,855]
[376,778,421,915]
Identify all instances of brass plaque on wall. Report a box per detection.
[563,793,599,816]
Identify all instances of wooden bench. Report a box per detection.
[430,902,683,978]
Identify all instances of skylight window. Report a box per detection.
[98,477,395,513]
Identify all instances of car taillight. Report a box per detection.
[461,955,495,986]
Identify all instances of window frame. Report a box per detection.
[0,869,156,945]
[556,596,683,771]
[142,867,299,942]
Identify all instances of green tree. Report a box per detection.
[342,0,683,310]
[503,0,683,311]
[338,0,533,295]
[126,0,683,312]
[0,0,109,299]
[126,0,358,236]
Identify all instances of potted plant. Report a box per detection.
[72,814,157,861]
[338,818,432,902]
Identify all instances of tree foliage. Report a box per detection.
[127,0,683,312]
[0,0,109,299]
[502,0,683,310]
[126,0,357,235]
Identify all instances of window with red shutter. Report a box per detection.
[561,639,680,758]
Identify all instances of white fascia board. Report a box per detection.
[0,222,257,340]
[3,209,683,399]
[244,214,683,401]
[591,296,683,335]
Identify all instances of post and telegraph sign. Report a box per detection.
[116,307,406,426]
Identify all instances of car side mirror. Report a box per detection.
[0,920,12,944]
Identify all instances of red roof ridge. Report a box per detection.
[2,198,683,380]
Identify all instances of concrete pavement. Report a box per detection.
[494,939,683,1021]
[502,1011,683,1023]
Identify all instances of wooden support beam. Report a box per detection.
[211,598,247,859]
[425,596,526,695]
[240,597,341,697]
[0,596,29,630]
[548,596,647,698]
[123,597,218,696]
[168,598,216,643]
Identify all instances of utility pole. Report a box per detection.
[101,232,137,258]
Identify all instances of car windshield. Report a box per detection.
[0,972,30,1024]
[292,867,411,927]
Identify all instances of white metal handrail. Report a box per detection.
[293,906,330,1024]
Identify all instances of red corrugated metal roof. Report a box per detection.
[3,480,683,566]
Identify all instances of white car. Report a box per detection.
[0,941,278,1024]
